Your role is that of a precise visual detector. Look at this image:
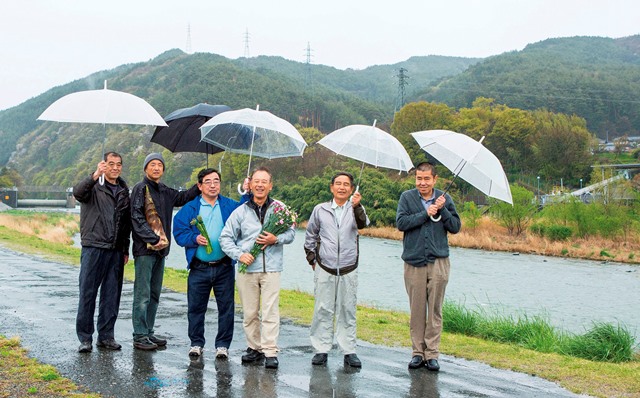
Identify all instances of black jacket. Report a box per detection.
[130,176,199,258]
[72,175,131,254]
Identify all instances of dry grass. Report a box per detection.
[360,216,640,264]
[0,213,79,245]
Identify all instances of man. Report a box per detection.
[130,152,200,350]
[73,151,131,353]
[304,172,369,368]
[396,162,461,371]
[173,168,248,359]
[219,166,296,369]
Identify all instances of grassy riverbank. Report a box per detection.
[0,211,639,397]
[361,216,640,265]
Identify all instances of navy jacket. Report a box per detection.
[396,188,461,265]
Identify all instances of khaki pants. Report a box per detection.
[236,271,281,357]
[404,258,450,360]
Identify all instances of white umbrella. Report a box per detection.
[318,120,414,191]
[200,105,307,193]
[38,81,167,126]
[411,129,513,205]
[38,80,167,184]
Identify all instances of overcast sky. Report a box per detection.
[1,0,638,111]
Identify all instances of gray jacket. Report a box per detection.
[219,198,296,273]
[396,188,461,266]
[304,201,369,275]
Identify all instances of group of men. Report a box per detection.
[73,149,460,372]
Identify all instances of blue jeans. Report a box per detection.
[132,255,165,339]
[76,247,125,343]
[187,259,235,348]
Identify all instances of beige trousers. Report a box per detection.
[236,271,281,357]
[404,258,450,360]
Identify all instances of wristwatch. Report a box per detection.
[274,237,279,245]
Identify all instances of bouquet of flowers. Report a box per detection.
[190,215,213,254]
[238,202,297,273]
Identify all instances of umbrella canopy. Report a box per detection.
[38,80,166,184]
[318,121,414,173]
[151,103,231,155]
[411,129,513,204]
[200,107,307,160]
[38,81,167,127]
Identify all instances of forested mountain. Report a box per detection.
[0,49,476,187]
[419,35,640,138]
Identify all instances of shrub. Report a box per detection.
[545,225,573,241]
[461,201,482,230]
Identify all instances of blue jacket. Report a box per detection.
[173,194,244,268]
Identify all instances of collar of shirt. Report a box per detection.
[420,191,436,211]
[331,199,347,225]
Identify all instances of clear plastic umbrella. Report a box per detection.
[318,120,414,191]
[38,80,167,184]
[411,129,513,206]
[200,105,307,193]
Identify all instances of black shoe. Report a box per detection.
[343,354,362,368]
[241,347,264,363]
[265,356,279,369]
[408,355,424,369]
[425,358,440,371]
[312,353,328,365]
[148,335,167,347]
[133,337,158,351]
[96,339,122,350]
[78,341,92,353]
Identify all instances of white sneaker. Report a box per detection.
[189,346,203,357]
[216,347,228,358]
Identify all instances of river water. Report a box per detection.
[161,229,640,339]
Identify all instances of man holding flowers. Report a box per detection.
[173,168,248,359]
[220,166,296,369]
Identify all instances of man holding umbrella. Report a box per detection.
[130,153,200,350]
[396,162,461,371]
[73,152,131,353]
[304,171,369,368]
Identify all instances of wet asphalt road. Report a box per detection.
[0,247,589,398]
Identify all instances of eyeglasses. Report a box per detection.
[201,180,221,186]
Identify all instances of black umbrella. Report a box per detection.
[151,104,231,162]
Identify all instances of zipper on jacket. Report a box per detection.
[335,210,341,276]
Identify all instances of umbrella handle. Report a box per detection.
[237,184,247,195]
[98,173,105,186]
[430,214,441,222]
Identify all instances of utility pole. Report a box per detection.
[185,24,192,54]
[395,67,409,112]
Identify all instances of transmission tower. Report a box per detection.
[185,24,192,54]
[395,67,409,112]
[243,28,251,59]
[304,42,313,90]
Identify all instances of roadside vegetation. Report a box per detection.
[0,209,638,397]
[0,335,98,398]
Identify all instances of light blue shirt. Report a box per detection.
[420,191,436,212]
[331,199,347,226]
[196,197,225,262]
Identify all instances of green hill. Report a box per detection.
[0,49,476,186]
[419,35,640,139]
